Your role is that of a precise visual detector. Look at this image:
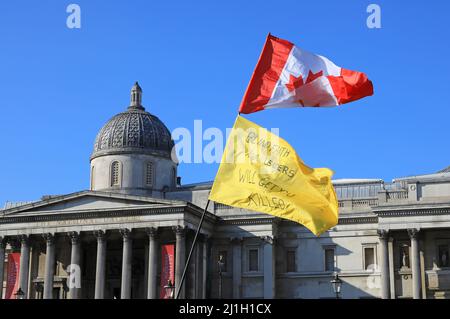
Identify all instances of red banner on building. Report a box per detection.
[160,244,175,299]
[5,253,21,299]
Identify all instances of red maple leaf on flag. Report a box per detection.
[285,70,324,92]
[285,70,324,106]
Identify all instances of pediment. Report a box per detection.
[2,190,186,216]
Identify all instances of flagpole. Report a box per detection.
[175,199,211,299]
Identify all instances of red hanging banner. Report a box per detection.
[159,244,175,299]
[5,252,21,299]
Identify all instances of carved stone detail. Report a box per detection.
[145,227,158,239]
[260,236,275,245]
[0,236,7,248]
[230,237,243,244]
[94,230,106,241]
[120,228,132,240]
[42,233,54,245]
[172,225,187,237]
[407,228,420,239]
[377,229,390,240]
[68,231,80,245]
[18,234,30,245]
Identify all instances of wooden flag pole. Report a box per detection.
[175,199,211,299]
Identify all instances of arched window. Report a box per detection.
[146,162,153,187]
[111,161,120,186]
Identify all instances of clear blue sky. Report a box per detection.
[1,1,449,205]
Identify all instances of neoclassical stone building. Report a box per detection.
[1,83,450,299]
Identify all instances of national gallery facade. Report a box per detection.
[1,83,450,299]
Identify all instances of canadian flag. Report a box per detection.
[239,34,374,114]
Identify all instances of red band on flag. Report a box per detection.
[327,68,374,105]
[239,34,293,114]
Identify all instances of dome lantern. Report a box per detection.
[128,81,144,110]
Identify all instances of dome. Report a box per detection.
[91,82,174,160]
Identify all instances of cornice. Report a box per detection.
[375,206,450,218]
[0,204,216,225]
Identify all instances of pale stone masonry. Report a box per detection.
[1,84,450,299]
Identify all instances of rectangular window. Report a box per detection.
[325,248,335,272]
[364,247,375,270]
[286,250,296,273]
[249,249,259,272]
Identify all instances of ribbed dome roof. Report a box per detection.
[91,83,174,160]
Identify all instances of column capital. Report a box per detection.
[260,236,275,245]
[120,228,132,240]
[42,233,55,245]
[408,228,420,239]
[94,230,106,241]
[377,229,390,240]
[145,227,158,239]
[0,236,7,248]
[18,234,30,245]
[172,225,187,237]
[8,237,20,250]
[68,231,80,245]
[200,233,210,243]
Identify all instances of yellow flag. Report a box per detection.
[209,115,338,236]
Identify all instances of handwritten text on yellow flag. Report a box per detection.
[208,115,338,236]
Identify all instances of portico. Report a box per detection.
[0,191,216,299]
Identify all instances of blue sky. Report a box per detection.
[0,0,449,205]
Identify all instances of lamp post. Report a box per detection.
[163,280,175,299]
[14,288,25,300]
[217,254,225,299]
[331,272,342,299]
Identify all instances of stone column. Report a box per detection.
[174,226,186,299]
[120,229,132,299]
[377,229,390,299]
[68,232,81,299]
[388,237,396,299]
[262,236,275,299]
[201,235,209,299]
[42,233,55,299]
[18,235,31,298]
[94,230,107,299]
[0,236,6,300]
[408,228,421,299]
[231,237,242,299]
[146,227,158,299]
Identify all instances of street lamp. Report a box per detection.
[163,280,175,299]
[217,254,225,299]
[14,288,25,300]
[330,272,342,299]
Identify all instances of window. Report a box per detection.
[111,161,120,186]
[248,249,259,272]
[218,251,228,273]
[286,250,296,273]
[145,162,153,186]
[324,248,335,272]
[363,246,376,270]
